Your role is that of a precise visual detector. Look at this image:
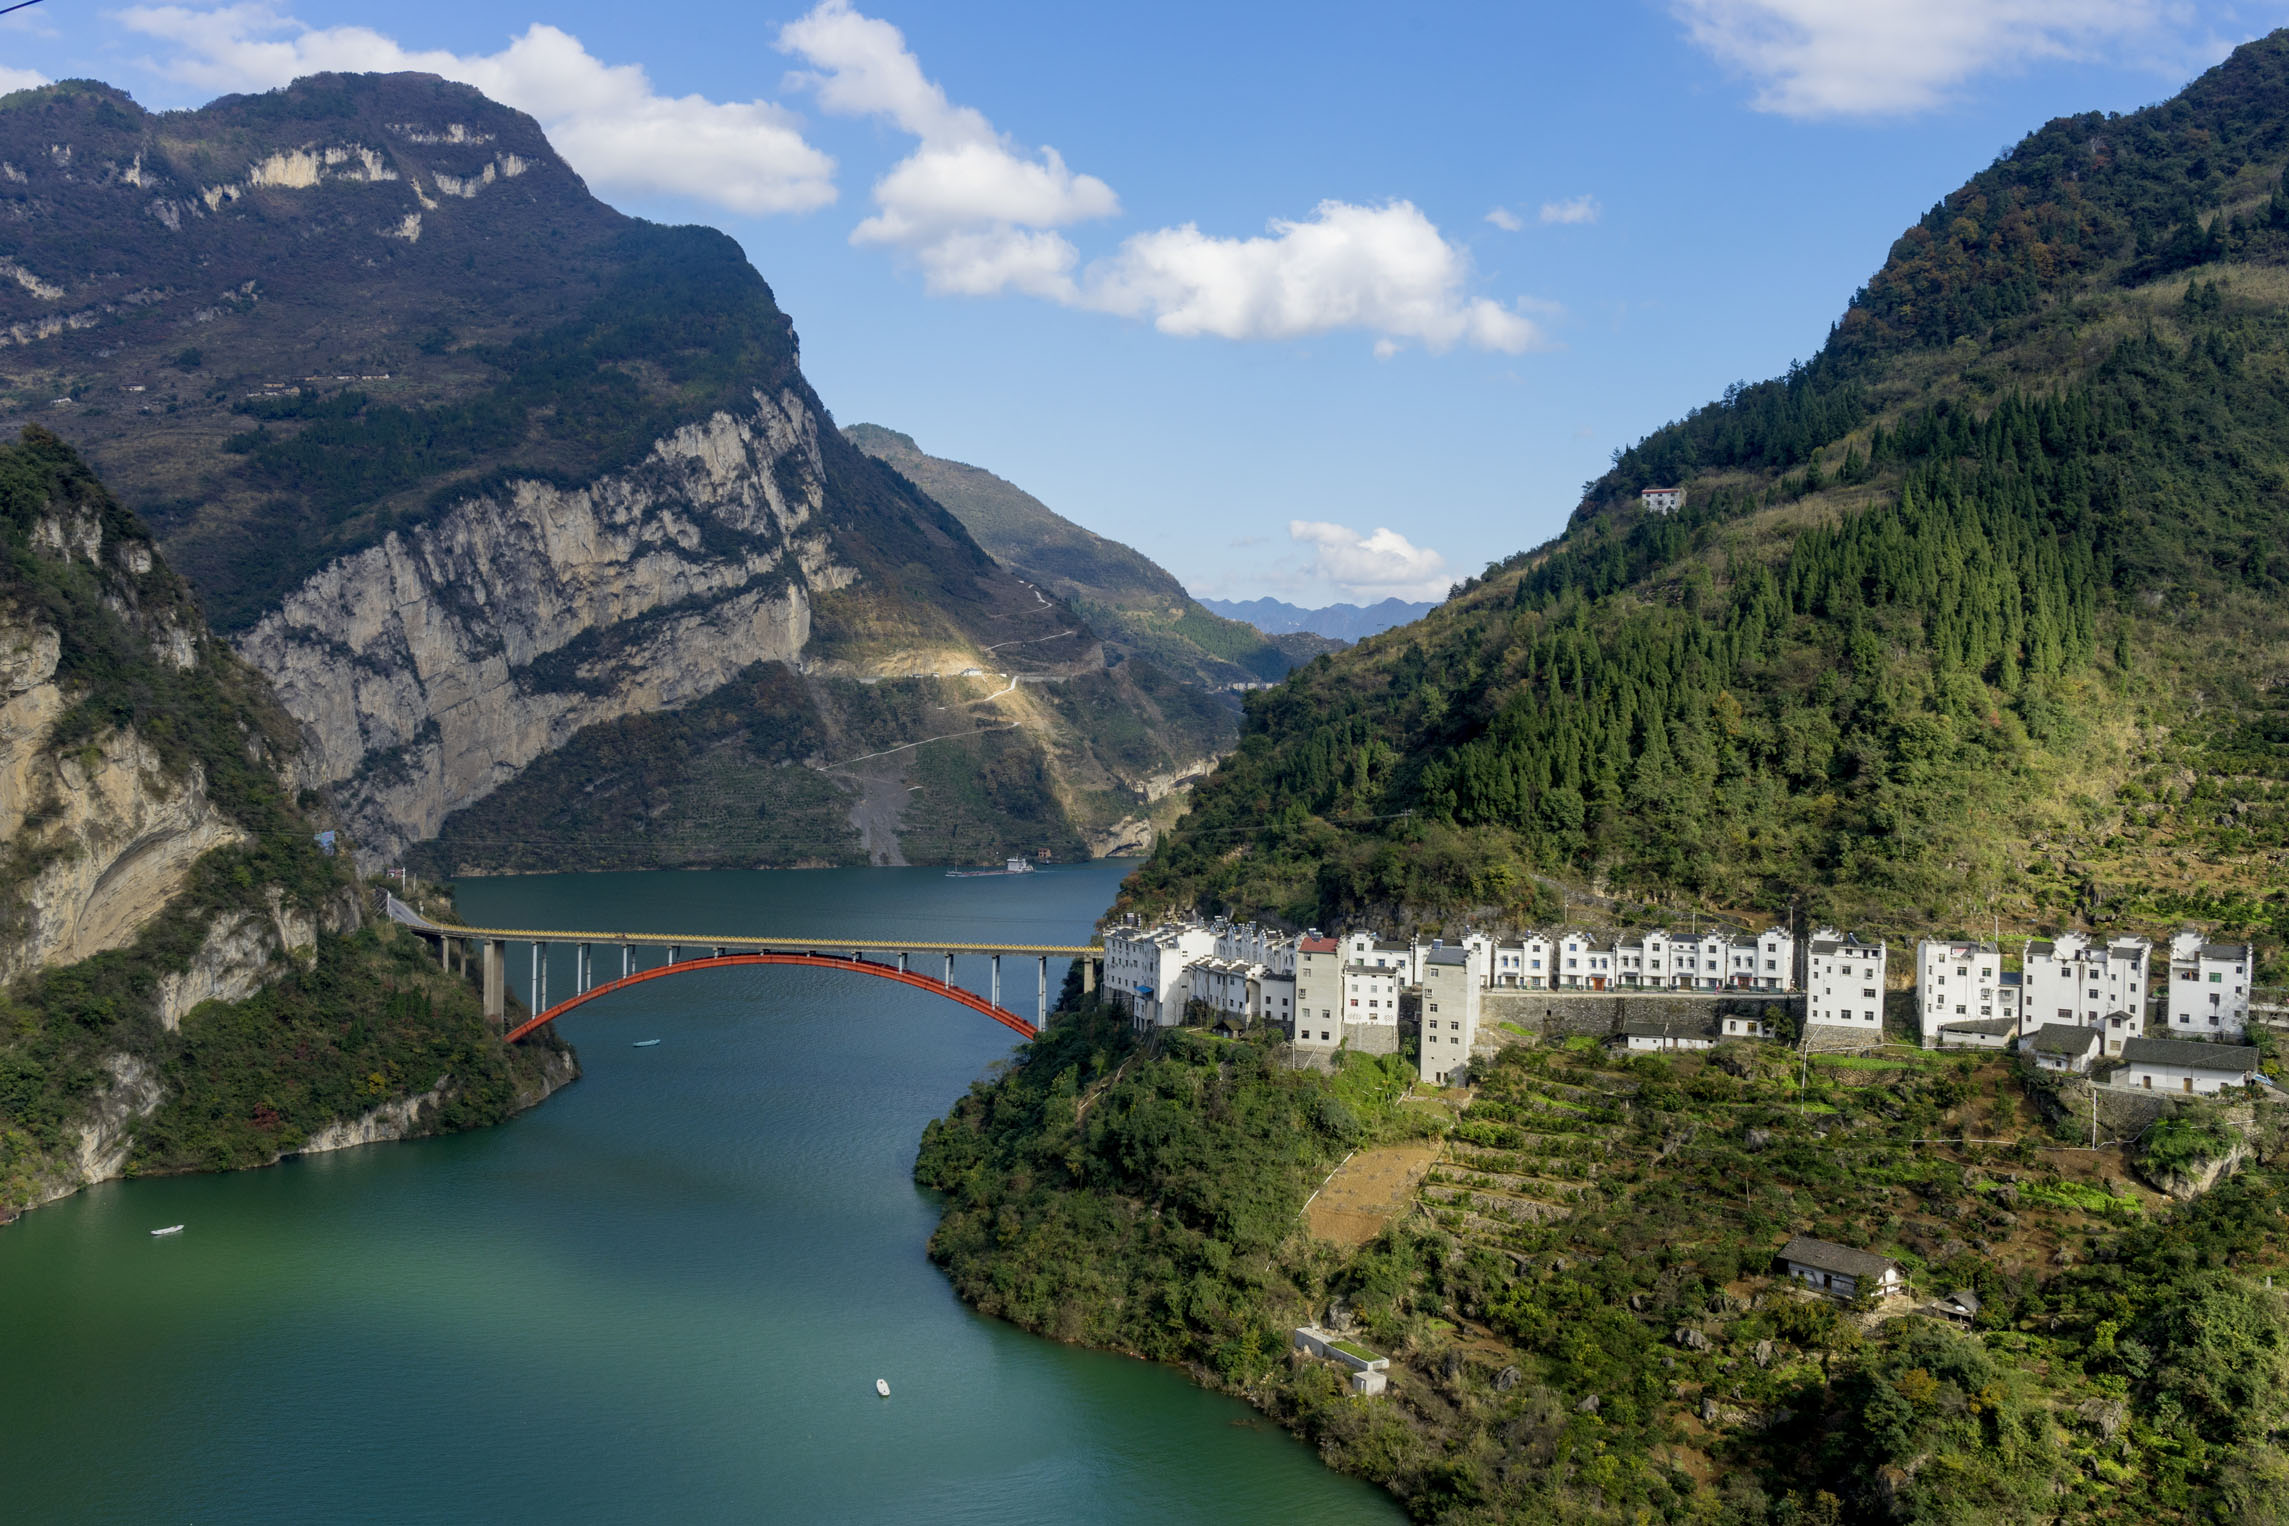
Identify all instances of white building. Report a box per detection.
[1728,928,1795,991]
[1418,946,1482,1085]
[1555,930,1611,990]
[1719,1011,1775,1040]
[1916,938,2003,1045]
[1934,1016,2015,1050]
[2028,1023,2101,1074]
[2169,934,2254,1041]
[1641,486,1685,515]
[2025,934,2149,1052]
[1342,962,1404,1055]
[1619,1015,1717,1052]
[1806,930,1887,1034]
[1669,932,1727,991]
[2120,1035,2260,1095]
[1102,919,1217,1029]
[1780,1236,1905,1301]
[1293,935,1345,1053]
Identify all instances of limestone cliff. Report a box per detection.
[0,429,572,1220]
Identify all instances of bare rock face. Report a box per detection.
[237,389,850,864]
[68,1053,165,1189]
[153,888,321,1032]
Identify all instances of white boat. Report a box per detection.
[875,1378,890,1398]
[151,1225,184,1237]
[632,1039,661,1048]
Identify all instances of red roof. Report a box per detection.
[1299,937,1339,953]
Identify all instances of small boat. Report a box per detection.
[632,1039,661,1048]
[875,1378,890,1398]
[151,1225,184,1237]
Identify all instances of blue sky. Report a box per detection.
[7,1,2289,603]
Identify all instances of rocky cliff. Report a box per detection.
[0,74,1228,871]
[0,429,570,1219]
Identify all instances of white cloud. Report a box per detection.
[1484,205,1524,232]
[118,4,836,214]
[780,0,1114,298]
[1288,519,1452,601]
[780,2,1533,353]
[0,66,46,94]
[1673,0,2173,118]
[1084,200,1543,353]
[1539,194,1600,225]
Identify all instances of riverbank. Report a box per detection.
[915,1001,2289,1523]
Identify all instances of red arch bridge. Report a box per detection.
[383,895,1099,1041]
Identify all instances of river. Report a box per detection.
[0,864,1401,1524]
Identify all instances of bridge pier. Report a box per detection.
[622,944,631,980]
[577,943,591,995]
[897,952,908,974]
[1038,956,1048,1028]
[991,955,1000,1013]
[483,940,505,1028]
[1082,956,1094,994]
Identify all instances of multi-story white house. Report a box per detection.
[1418,946,1482,1085]
[1181,957,1296,1029]
[1731,928,1796,991]
[1669,932,1728,991]
[1102,919,1218,1029]
[1916,938,2003,1044]
[1806,930,1887,1034]
[1555,931,1612,989]
[2025,933,2149,1052]
[1641,486,1685,515]
[1294,935,1344,1052]
[2121,1035,2260,1094]
[1342,962,1404,1055]
[2169,934,2254,1041]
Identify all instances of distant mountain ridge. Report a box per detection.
[1197,595,1435,641]
[844,425,1336,687]
[0,73,1228,870]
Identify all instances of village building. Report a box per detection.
[1935,1016,2016,1050]
[1555,930,1612,989]
[1418,946,1483,1085]
[1102,919,1217,1029]
[1779,1236,1906,1301]
[1805,931,1887,1034]
[1916,938,2003,1044]
[1729,928,1795,990]
[1670,931,1728,991]
[2028,1023,2102,1074]
[2025,933,2150,1052]
[2169,934,2255,1041]
[1720,1012,1776,1040]
[1641,486,1685,515]
[1293,935,1344,1053]
[1342,962,1404,1055]
[1617,1015,1718,1052]
[2120,1036,2261,1095]
[1927,1290,1981,1327]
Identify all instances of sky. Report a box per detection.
[5,1,2289,605]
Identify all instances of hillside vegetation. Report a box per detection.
[0,430,567,1216]
[921,1004,2289,1523]
[1125,35,2289,953]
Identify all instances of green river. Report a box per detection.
[0,864,1401,1524]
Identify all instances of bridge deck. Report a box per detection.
[383,896,1096,956]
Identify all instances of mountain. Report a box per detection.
[844,425,1338,686]
[1197,595,1435,641]
[0,428,570,1219]
[1127,33,2289,955]
[0,74,1226,871]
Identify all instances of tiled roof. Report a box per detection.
[1621,1015,1714,1038]
[1939,1017,2017,1036]
[2030,1024,2100,1055]
[1424,947,1469,967]
[2200,943,2250,962]
[1297,937,1338,953]
[1780,1236,1899,1280]
[2123,1036,2260,1071]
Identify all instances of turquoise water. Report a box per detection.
[0,865,1400,1524]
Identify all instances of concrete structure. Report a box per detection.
[1805,931,1887,1035]
[2120,1035,2261,1095]
[1730,928,1795,991]
[2028,1023,2101,1074]
[1719,1011,1776,1040]
[1293,1326,1389,1376]
[2169,934,2254,1041]
[1556,930,1612,990]
[1935,1016,2015,1050]
[1916,938,2003,1044]
[1779,1236,1905,1301]
[1618,1015,1717,1052]
[1641,486,1685,515]
[1293,936,1345,1053]
[2025,933,2150,1053]
[1103,919,1217,1029]
[1418,945,1483,1085]
[1342,962,1404,1055]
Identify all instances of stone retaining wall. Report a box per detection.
[1483,989,1801,1040]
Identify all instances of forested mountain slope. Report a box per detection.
[845,424,1334,688]
[0,429,568,1218]
[1127,32,2289,949]
[0,75,1223,871]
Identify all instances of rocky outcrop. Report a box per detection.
[0,606,252,986]
[70,1053,164,1187]
[153,888,320,1031]
[237,389,854,865]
